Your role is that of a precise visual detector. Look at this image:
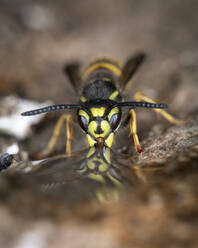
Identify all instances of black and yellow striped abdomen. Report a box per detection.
[80,58,123,103]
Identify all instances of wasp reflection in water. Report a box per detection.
[29,146,138,202]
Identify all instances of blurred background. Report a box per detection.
[0,0,198,247]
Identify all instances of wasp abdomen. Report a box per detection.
[82,58,122,80]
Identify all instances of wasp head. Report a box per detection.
[78,99,121,148]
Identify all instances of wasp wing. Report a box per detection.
[119,53,146,91]
[63,63,82,94]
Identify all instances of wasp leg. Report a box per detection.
[37,114,73,158]
[129,109,144,153]
[66,114,73,155]
[134,92,188,125]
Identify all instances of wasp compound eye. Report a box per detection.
[109,112,121,131]
[78,115,89,132]
[109,113,121,130]
[78,109,90,132]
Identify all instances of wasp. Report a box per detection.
[21,53,185,158]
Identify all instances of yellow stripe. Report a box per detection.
[109,90,119,100]
[82,62,121,80]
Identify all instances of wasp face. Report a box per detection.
[78,102,121,148]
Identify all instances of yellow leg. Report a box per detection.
[134,92,188,125]
[38,114,73,158]
[66,115,73,156]
[129,109,143,153]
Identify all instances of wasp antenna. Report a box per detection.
[118,101,169,109]
[21,104,81,116]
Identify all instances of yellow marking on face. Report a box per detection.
[88,120,111,138]
[86,134,96,147]
[104,132,114,148]
[80,96,87,102]
[100,120,111,137]
[109,90,119,100]
[79,110,90,122]
[88,121,97,135]
[108,107,119,120]
[90,107,106,117]
[82,62,122,80]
